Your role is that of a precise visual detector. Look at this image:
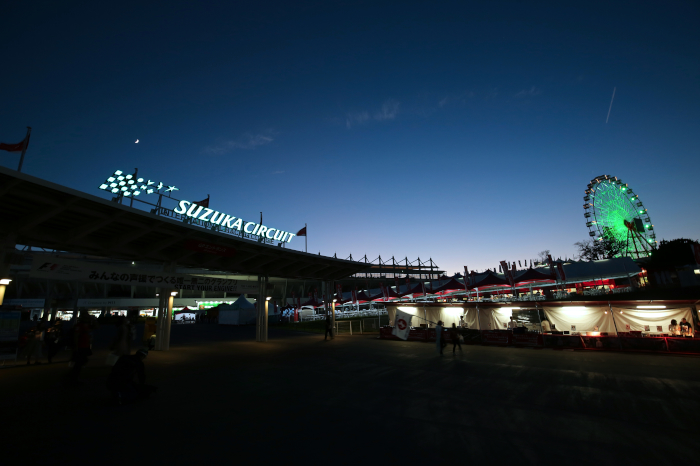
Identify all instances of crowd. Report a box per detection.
[17,314,157,404]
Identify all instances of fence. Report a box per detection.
[361,316,389,333]
[335,321,363,335]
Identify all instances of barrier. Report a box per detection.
[379,327,700,355]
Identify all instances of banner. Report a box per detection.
[29,257,258,293]
[391,310,413,340]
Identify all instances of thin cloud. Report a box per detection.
[514,86,541,98]
[272,170,284,174]
[346,100,400,128]
[438,91,474,108]
[202,132,274,155]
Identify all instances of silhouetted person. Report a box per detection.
[435,320,444,355]
[324,314,333,340]
[450,323,462,353]
[68,317,93,383]
[45,320,63,363]
[106,349,157,404]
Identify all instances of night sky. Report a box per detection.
[2,1,699,274]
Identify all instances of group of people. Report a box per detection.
[19,314,156,404]
[669,318,693,337]
[435,321,462,355]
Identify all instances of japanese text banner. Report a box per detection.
[29,257,258,293]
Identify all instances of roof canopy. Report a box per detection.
[0,166,368,280]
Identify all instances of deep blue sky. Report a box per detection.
[2,1,699,274]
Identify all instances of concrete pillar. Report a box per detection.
[256,275,269,342]
[164,293,174,350]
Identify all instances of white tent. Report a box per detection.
[218,295,257,326]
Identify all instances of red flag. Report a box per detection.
[193,195,210,208]
[0,131,30,153]
[336,284,343,302]
[296,226,307,236]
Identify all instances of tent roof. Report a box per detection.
[562,257,641,282]
[513,267,554,283]
[431,278,464,293]
[470,270,509,288]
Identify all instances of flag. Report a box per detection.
[0,130,30,153]
[546,255,556,277]
[463,266,469,291]
[519,260,522,268]
[336,284,343,302]
[296,226,307,236]
[405,277,410,295]
[421,282,426,296]
[500,260,515,287]
[193,195,210,208]
[394,277,400,296]
[391,310,413,340]
[352,287,358,303]
[556,263,567,282]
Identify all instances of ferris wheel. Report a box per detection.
[583,175,657,259]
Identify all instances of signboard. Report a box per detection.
[0,311,21,361]
[184,240,236,257]
[29,257,258,293]
[2,299,45,308]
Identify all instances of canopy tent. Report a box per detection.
[386,305,465,329]
[513,268,554,283]
[218,296,256,325]
[562,258,640,283]
[542,306,617,333]
[610,306,693,333]
[431,278,465,294]
[470,271,509,289]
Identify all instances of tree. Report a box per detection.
[574,236,625,261]
[537,250,550,263]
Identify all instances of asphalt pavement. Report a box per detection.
[2,322,699,465]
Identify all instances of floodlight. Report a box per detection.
[0,278,11,285]
[99,184,108,190]
[123,191,131,196]
[126,175,132,179]
[137,178,144,182]
[266,297,271,300]
[117,176,125,180]
[111,188,119,193]
[110,183,117,187]
[637,305,666,309]
[133,191,141,195]
[107,177,116,182]
[119,181,126,186]
[171,291,178,296]
[114,170,123,175]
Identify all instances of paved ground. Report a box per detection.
[2,323,699,465]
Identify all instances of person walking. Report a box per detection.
[324,313,333,340]
[450,322,462,353]
[106,348,157,404]
[109,316,131,358]
[435,320,445,355]
[45,320,63,363]
[21,324,44,365]
[68,316,93,383]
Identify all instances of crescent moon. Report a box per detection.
[135,139,139,143]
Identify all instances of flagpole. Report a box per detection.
[17,127,31,173]
[305,223,307,253]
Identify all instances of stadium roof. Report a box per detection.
[0,166,368,280]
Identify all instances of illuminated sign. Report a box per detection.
[174,200,296,243]
[98,170,177,197]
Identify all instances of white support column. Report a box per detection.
[164,292,174,350]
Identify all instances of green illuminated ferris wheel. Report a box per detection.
[583,175,657,259]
